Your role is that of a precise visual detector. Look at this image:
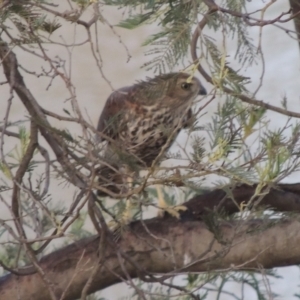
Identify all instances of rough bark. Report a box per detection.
[1,183,300,300]
[183,183,300,218]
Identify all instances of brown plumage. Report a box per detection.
[96,72,206,196]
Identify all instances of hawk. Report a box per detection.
[96,72,206,224]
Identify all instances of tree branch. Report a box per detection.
[183,183,300,219]
[290,0,300,51]
[192,2,300,118]
[1,183,300,299]
[1,217,300,300]
[0,39,86,189]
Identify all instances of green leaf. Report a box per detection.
[63,109,71,116]
[41,20,61,34]
[0,162,12,179]
[117,13,152,29]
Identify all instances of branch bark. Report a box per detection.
[1,218,300,300]
[1,183,300,300]
[290,0,300,51]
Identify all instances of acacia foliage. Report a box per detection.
[0,1,300,300]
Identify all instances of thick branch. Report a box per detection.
[1,183,300,299]
[0,218,300,300]
[183,183,300,219]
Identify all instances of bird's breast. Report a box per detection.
[117,103,191,164]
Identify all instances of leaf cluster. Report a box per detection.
[0,1,61,45]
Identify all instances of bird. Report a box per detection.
[96,72,207,227]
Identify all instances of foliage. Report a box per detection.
[0,0,299,299]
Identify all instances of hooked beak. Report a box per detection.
[199,85,207,95]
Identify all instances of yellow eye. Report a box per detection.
[181,82,191,90]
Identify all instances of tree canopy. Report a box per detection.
[1,0,300,299]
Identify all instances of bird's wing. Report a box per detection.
[96,86,135,142]
[183,108,195,128]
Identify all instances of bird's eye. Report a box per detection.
[181,82,191,90]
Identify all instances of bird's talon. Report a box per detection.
[158,205,188,219]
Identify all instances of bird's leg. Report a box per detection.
[108,172,137,238]
[117,181,136,226]
[156,184,187,219]
[108,198,134,238]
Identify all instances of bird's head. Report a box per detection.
[172,73,207,100]
[154,72,207,107]
[136,72,206,106]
